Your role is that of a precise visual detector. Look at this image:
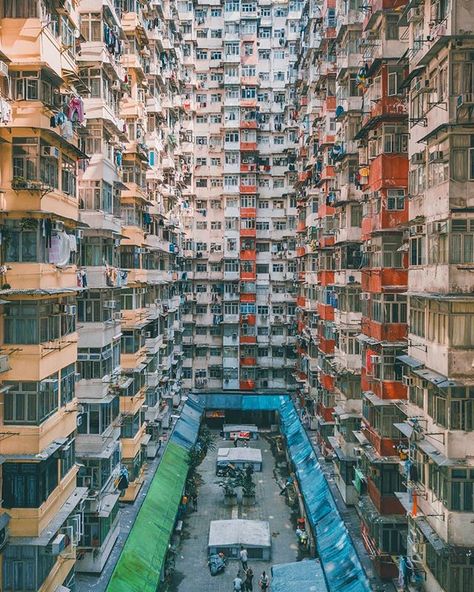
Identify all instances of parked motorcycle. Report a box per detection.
[208,553,227,576]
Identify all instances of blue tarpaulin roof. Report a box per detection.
[279,397,371,592]
[271,560,328,592]
[195,393,287,410]
[170,397,204,450]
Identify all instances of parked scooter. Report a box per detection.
[208,552,227,575]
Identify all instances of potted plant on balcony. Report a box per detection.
[12,176,28,190]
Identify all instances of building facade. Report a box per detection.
[1,1,474,591]
[179,0,303,394]
[295,0,474,590]
[0,0,186,588]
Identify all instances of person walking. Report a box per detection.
[259,571,269,591]
[245,567,254,592]
[233,573,243,592]
[233,434,238,447]
[239,546,248,570]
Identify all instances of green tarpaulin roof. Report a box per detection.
[106,442,189,592]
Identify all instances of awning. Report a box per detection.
[78,393,116,405]
[141,434,152,446]
[412,367,452,387]
[271,560,328,592]
[195,393,285,411]
[399,66,425,90]
[363,391,400,407]
[98,493,120,518]
[396,354,424,369]
[353,430,370,446]
[394,422,414,439]
[106,442,190,592]
[417,439,456,467]
[279,398,371,592]
[0,287,82,297]
[415,516,449,555]
[6,437,67,461]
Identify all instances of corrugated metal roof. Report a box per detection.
[271,560,328,592]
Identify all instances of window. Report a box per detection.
[451,219,474,264]
[386,189,405,210]
[2,0,38,17]
[410,235,425,266]
[388,71,399,96]
[410,297,426,338]
[371,293,407,324]
[386,14,399,40]
[4,374,59,425]
[4,299,76,344]
[3,458,58,508]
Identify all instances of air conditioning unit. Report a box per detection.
[402,375,413,387]
[76,229,84,240]
[407,7,423,23]
[52,533,67,555]
[411,152,425,164]
[0,61,8,77]
[104,300,117,309]
[64,305,77,316]
[42,146,60,158]
[0,354,10,373]
[434,221,447,234]
[52,220,64,232]
[145,331,152,338]
[429,150,444,162]
[370,355,381,364]
[360,293,370,301]
[457,93,474,108]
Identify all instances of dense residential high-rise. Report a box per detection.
[179,0,302,393]
[0,0,186,588]
[295,0,474,590]
[1,1,474,591]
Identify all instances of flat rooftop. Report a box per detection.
[217,447,262,463]
[209,519,270,549]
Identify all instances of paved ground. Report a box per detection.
[169,432,302,592]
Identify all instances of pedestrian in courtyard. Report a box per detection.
[245,567,254,592]
[259,571,269,591]
[239,545,248,570]
[233,434,239,447]
[233,573,243,592]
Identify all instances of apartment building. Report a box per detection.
[295,0,474,590]
[397,1,474,591]
[179,0,303,393]
[0,0,186,587]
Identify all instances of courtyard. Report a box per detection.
[169,430,301,592]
